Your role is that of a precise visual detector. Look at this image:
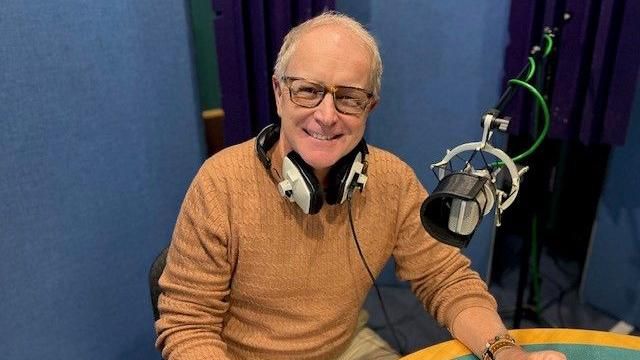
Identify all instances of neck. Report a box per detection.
[314,168,329,187]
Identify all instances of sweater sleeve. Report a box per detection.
[391,166,497,329]
[155,162,232,360]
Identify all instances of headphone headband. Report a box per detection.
[256,123,281,170]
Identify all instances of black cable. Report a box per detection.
[540,280,578,327]
[538,273,566,309]
[347,191,405,356]
[556,285,578,328]
[539,255,580,313]
[551,254,580,279]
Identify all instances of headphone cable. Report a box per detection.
[347,191,406,355]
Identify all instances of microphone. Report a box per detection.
[420,111,528,248]
[448,171,495,235]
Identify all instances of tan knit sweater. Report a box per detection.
[155,139,496,359]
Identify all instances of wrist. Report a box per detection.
[481,333,519,360]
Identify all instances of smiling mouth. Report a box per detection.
[305,129,341,141]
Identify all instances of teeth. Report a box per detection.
[308,131,333,141]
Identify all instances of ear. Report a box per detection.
[272,76,283,117]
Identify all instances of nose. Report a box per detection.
[314,92,339,126]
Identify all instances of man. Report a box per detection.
[155,11,566,360]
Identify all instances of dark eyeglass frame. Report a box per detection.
[281,76,374,115]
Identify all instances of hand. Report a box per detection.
[495,346,567,360]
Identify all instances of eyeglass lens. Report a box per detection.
[288,79,370,115]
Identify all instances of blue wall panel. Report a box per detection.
[0,1,205,359]
[338,0,511,280]
[582,81,640,327]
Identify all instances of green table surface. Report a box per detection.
[402,328,640,360]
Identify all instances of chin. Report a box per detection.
[301,153,341,170]
[291,134,359,170]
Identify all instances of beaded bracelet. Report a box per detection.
[481,333,517,360]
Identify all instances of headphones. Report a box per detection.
[256,123,369,214]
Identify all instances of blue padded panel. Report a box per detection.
[0,1,205,359]
[582,81,640,327]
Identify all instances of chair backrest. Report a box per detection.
[149,247,169,321]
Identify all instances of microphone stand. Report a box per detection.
[423,15,569,329]
[512,43,548,329]
[489,23,565,328]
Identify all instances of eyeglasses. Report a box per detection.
[281,76,374,115]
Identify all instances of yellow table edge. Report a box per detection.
[400,328,640,359]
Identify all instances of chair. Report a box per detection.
[149,247,169,321]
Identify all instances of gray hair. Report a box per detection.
[273,11,383,97]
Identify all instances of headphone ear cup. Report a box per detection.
[325,157,351,205]
[283,151,324,214]
[325,140,368,205]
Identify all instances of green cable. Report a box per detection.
[492,35,553,321]
[543,34,553,57]
[524,57,536,82]
[523,35,551,84]
[491,79,550,167]
[509,79,550,163]
[531,34,552,320]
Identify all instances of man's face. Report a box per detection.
[273,25,376,174]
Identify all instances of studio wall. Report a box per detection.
[0,1,205,359]
[582,81,640,327]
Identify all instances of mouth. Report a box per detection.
[304,129,342,141]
